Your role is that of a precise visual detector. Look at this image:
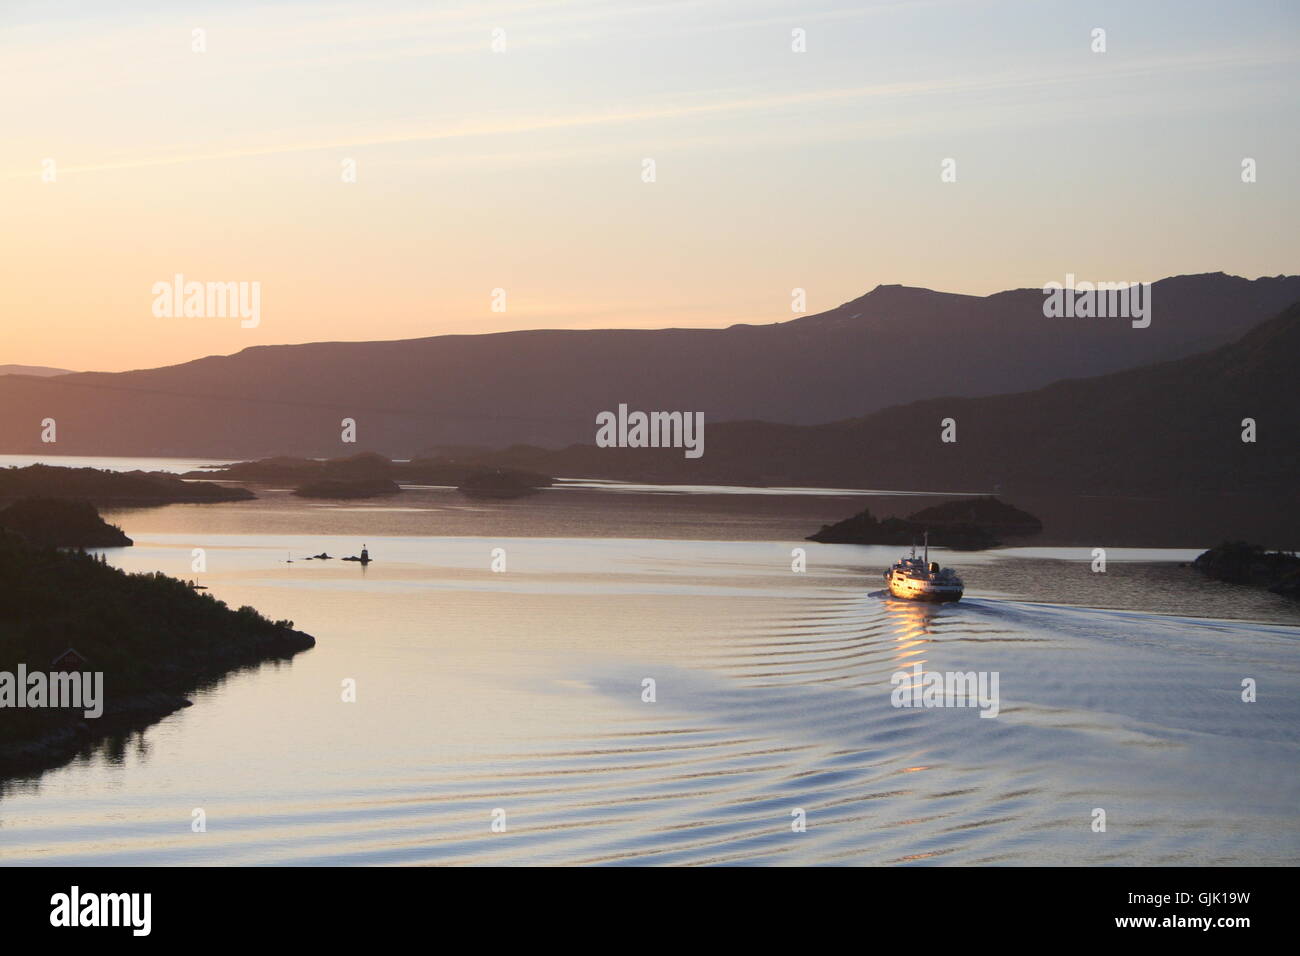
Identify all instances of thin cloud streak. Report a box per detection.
[4,45,1290,182]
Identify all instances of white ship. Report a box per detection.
[884,532,964,603]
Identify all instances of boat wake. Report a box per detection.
[3,558,1296,866]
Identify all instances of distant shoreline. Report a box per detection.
[2,455,1296,551]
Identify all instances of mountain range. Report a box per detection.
[491,297,1299,500]
[0,272,1296,458]
[0,365,73,377]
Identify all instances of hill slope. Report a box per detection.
[0,365,74,377]
[494,298,1300,500]
[0,273,1295,457]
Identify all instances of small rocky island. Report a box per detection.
[191,452,554,499]
[0,464,253,505]
[293,478,401,499]
[0,523,315,782]
[1192,542,1300,599]
[457,468,551,499]
[808,496,1042,550]
[192,452,403,484]
[906,497,1044,537]
[0,497,133,548]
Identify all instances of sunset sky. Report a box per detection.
[2,0,1297,372]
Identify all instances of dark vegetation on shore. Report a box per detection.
[1193,542,1300,598]
[0,464,253,505]
[0,528,315,782]
[293,477,401,499]
[808,497,1042,549]
[0,497,132,548]
[191,452,553,498]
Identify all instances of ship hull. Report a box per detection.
[885,575,963,603]
[887,586,963,603]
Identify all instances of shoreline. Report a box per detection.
[0,529,316,788]
[0,627,314,786]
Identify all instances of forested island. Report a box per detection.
[0,464,253,505]
[0,526,315,782]
[808,496,1042,550]
[293,478,401,499]
[190,452,553,498]
[1193,542,1300,599]
[0,497,132,548]
[457,469,547,499]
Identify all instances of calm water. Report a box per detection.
[1,459,1297,865]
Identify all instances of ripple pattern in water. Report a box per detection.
[2,534,1296,866]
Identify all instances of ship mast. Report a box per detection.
[923,531,929,567]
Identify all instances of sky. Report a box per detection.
[1,0,1297,372]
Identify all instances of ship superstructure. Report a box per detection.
[884,532,964,602]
